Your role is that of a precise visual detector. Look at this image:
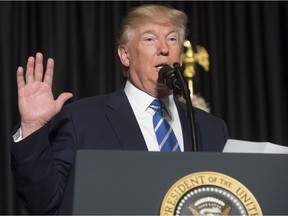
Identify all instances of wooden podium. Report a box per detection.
[60,150,288,215]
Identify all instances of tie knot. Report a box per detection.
[149,99,162,111]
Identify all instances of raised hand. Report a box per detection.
[17,52,73,138]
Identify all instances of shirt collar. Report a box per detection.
[124,80,155,114]
[124,80,174,116]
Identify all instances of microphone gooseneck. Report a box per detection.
[159,63,198,152]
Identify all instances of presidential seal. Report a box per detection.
[160,171,262,216]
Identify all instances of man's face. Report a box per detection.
[118,22,182,98]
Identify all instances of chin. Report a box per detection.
[157,86,172,98]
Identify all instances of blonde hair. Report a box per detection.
[117,4,188,47]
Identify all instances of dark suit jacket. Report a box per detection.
[11,88,229,214]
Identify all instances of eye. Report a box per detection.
[144,37,154,42]
[143,36,156,45]
[168,36,178,43]
[167,33,179,44]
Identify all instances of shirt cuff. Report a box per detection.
[13,128,23,142]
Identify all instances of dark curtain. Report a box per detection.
[0,1,287,214]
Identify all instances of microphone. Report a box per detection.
[159,62,198,152]
[159,64,182,92]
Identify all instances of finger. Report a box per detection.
[55,92,73,112]
[25,56,35,84]
[34,52,44,82]
[43,58,54,86]
[16,66,25,89]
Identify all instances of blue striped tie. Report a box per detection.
[150,99,181,152]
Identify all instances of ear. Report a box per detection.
[117,46,130,67]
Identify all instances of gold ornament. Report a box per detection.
[181,40,210,112]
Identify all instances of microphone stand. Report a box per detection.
[173,63,198,152]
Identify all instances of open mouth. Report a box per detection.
[155,63,169,71]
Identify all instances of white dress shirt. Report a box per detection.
[124,80,184,152]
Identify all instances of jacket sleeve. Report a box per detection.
[10,109,77,214]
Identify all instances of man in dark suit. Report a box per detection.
[11,4,229,214]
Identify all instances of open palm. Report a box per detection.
[17,53,73,138]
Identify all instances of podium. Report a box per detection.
[60,150,288,215]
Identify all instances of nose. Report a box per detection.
[157,41,169,56]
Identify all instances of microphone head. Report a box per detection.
[159,65,174,83]
[173,62,181,68]
[159,65,182,92]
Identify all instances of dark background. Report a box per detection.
[0,1,287,214]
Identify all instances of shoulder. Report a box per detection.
[64,88,127,112]
[194,107,225,124]
[175,96,225,124]
[194,108,228,138]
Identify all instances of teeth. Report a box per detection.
[156,64,168,69]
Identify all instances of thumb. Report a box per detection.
[55,92,73,112]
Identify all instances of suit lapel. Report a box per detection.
[105,89,148,150]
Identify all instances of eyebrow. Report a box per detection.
[139,29,179,38]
